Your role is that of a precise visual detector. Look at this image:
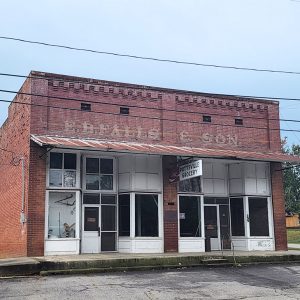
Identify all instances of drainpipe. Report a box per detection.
[20,157,26,224]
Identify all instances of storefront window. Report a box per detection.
[179,196,201,237]
[119,194,130,236]
[48,192,76,238]
[135,194,158,237]
[230,198,245,236]
[179,177,202,193]
[85,158,114,191]
[49,152,77,187]
[249,197,269,236]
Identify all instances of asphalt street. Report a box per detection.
[1,264,300,300]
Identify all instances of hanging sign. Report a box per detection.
[179,159,202,181]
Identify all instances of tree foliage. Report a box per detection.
[282,138,300,214]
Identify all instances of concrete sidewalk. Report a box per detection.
[289,243,300,249]
[1,250,300,277]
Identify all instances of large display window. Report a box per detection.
[47,191,79,239]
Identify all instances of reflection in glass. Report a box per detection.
[100,175,113,190]
[64,170,76,187]
[49,170,62,186]
[48,192,76,238]
[86,174,100,190]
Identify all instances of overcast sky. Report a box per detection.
[0,0,299,145]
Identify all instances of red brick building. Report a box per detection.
[0,71,299,258]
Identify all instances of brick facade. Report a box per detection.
[270,162,288,251]
[0,71,290,257]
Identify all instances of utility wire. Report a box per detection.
[1,72,300,102]
[1,98,300,134]
[1,88,300,124]
[0,36,300,75]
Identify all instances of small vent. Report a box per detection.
[235,118,243,126]
[203,115,211,123]
[120,107,129,115]
[81,103,91,111]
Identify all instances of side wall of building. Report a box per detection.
[0,79,32,258]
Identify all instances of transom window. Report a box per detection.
[49,152,77,187]
[85,157,114,191]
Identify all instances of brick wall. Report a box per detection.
[29,72,280,154]
[0,78,31,258]
[162,156,178,252]
[270,162,288,251]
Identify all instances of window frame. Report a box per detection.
[83,155,117,193]
[247,196,272,238]
[118,192,163,239]
[45,190,80,240]
[47,150,80,189]
[178,194,204,239]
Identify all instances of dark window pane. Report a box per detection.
[235,118,243,126]
[204,198,216,205]
[101,232,116,251]
[84,207,99,231]
[203,115,211,122]
[249,197,269,236]
[101,206,116,231]
[219,205,231,249]
[86,158,99,174]
[179,177,201,193]
[119,194,130,237]
[83,193,100,204]
[81,103,91,111]
[100,175,113,190]
[230,198,245,236]
[86,174,100,190]
[135,194,158,237]
[50,153,62,169]
[204,206,218,238]
[101,195,116,204]
[100,159,113,174]
[64,153,77,169]
[179,196,201,237]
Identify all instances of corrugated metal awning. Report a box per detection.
[31,134,300,163]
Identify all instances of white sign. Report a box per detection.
[179,160,202,181]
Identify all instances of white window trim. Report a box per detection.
[46,149,81,190]
[83,155,117,193]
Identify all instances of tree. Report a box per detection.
[282,139,300,214]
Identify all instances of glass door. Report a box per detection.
[204,205,220,250]
[81,194,117,253]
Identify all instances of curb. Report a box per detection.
[1,255,300,278]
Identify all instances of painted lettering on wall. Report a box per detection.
[65,121,238,146]
[65,121,161,141]
[179,131,238,146]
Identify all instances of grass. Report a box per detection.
[287,228,300,244]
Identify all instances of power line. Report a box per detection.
[2,87,300,125]
[1,98,300,134]
[0,36,300,75]
[1,72,300,103]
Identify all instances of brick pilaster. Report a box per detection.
[270,162,287,251]
[162,155,178,252]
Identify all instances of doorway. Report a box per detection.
[204,198,231,251]
[81,194,117,253]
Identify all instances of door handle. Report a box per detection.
[98,227,100,237]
